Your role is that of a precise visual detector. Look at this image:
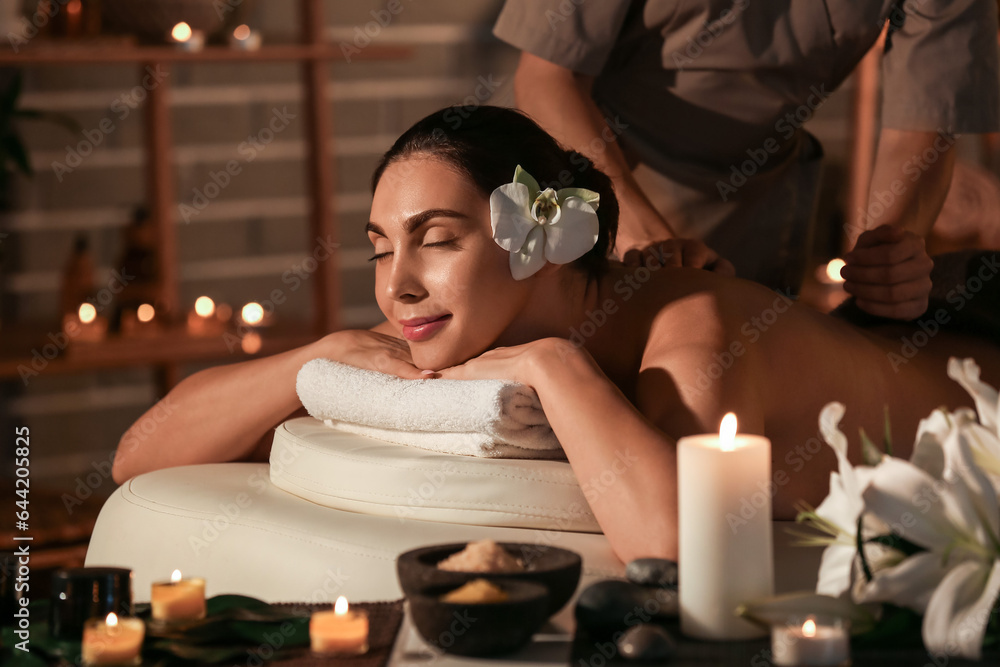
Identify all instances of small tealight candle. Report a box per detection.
[310,596,369,655]
[169,22,204,51]
[229,24,262,51]
[63,303,109,343]
[81,612,144,666]
[187,296,223,336]
[771,616,851,666]
[150,570,206,622]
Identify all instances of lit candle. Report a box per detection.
[229,24,262,51]
[678,413,774,640]
[187,296,221,336]
[771,617,851,666]
[169,22,204,51]
[81,612,144,666]
[310,596,369,655]
[64,303,108,343]
[150,570,205,622]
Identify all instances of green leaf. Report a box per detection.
[512,164,540,196]
[851,603,923,649]
[5,132,32,176]
[859,427,884,466]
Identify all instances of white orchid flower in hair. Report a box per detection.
[489,165,600,280]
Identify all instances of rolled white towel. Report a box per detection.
[295,358,564,459]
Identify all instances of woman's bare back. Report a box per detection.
[582,263,1000,516]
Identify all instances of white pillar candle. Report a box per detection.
[771,617,851,666]
[678,413,774,640]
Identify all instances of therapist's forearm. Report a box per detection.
[856,128,956,245]
[512,53,676,245]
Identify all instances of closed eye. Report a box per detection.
[367,239,460,263]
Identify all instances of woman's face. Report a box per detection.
[368,155,534,370]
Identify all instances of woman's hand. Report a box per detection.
[434,337,586,387]
[324,329,427,379]
[621,237,736,276]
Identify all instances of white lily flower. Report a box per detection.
[857,413,1000,660]
[489,165,600,280]
[947,358,1000,480]
[805,403,884,598]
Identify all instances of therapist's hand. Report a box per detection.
[841,225,934,320]
[621,237,736,276]
[324,329,426,379]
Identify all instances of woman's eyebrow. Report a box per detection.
[366,208,471,236]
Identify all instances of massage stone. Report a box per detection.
[625,558,678,589]
[574,580,675,637]
[617,623,677,661]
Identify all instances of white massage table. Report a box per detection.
[86,417,823,657]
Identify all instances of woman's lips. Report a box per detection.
[400,314,452,341]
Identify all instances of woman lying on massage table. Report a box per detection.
[112,106,1000,565]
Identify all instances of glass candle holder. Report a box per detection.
[81,613,144,666]
[310,597,369,655]
[771,615,851,667]
[49,567,133,640]
[150,573,206,622]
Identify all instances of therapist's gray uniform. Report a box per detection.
[494,0,1000,293]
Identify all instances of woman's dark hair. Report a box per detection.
[371,105,618,279]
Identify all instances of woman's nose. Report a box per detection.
[385,256,427,303]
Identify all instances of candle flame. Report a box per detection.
[78,303,97,324]
[802,618,817,638]
[171,569,182,583]
[334,596,348,615]
[137,303,155,322]
[233,24,251,40]
[171,22,193,42]
[242,302,264,325]
[825,258,846,284]
[106,612,118,626]
[194,296,215,317]
[719,412,737,452]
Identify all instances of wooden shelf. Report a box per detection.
[0,41,413,65]
[0,326,317,378]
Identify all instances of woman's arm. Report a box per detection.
[111,325,418,484]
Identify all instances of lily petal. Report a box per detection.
[947,357,998,433]
[816,544,857,598]
[543,196,600,264]
[912,409,948,479]
[922,558,1000,660]
[855,551,955,613]
[862,458,966,552]
[490,182,535,252]
[509,225,547,280]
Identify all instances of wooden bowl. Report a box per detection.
[396,542,582,616]
[407,580,549,656]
